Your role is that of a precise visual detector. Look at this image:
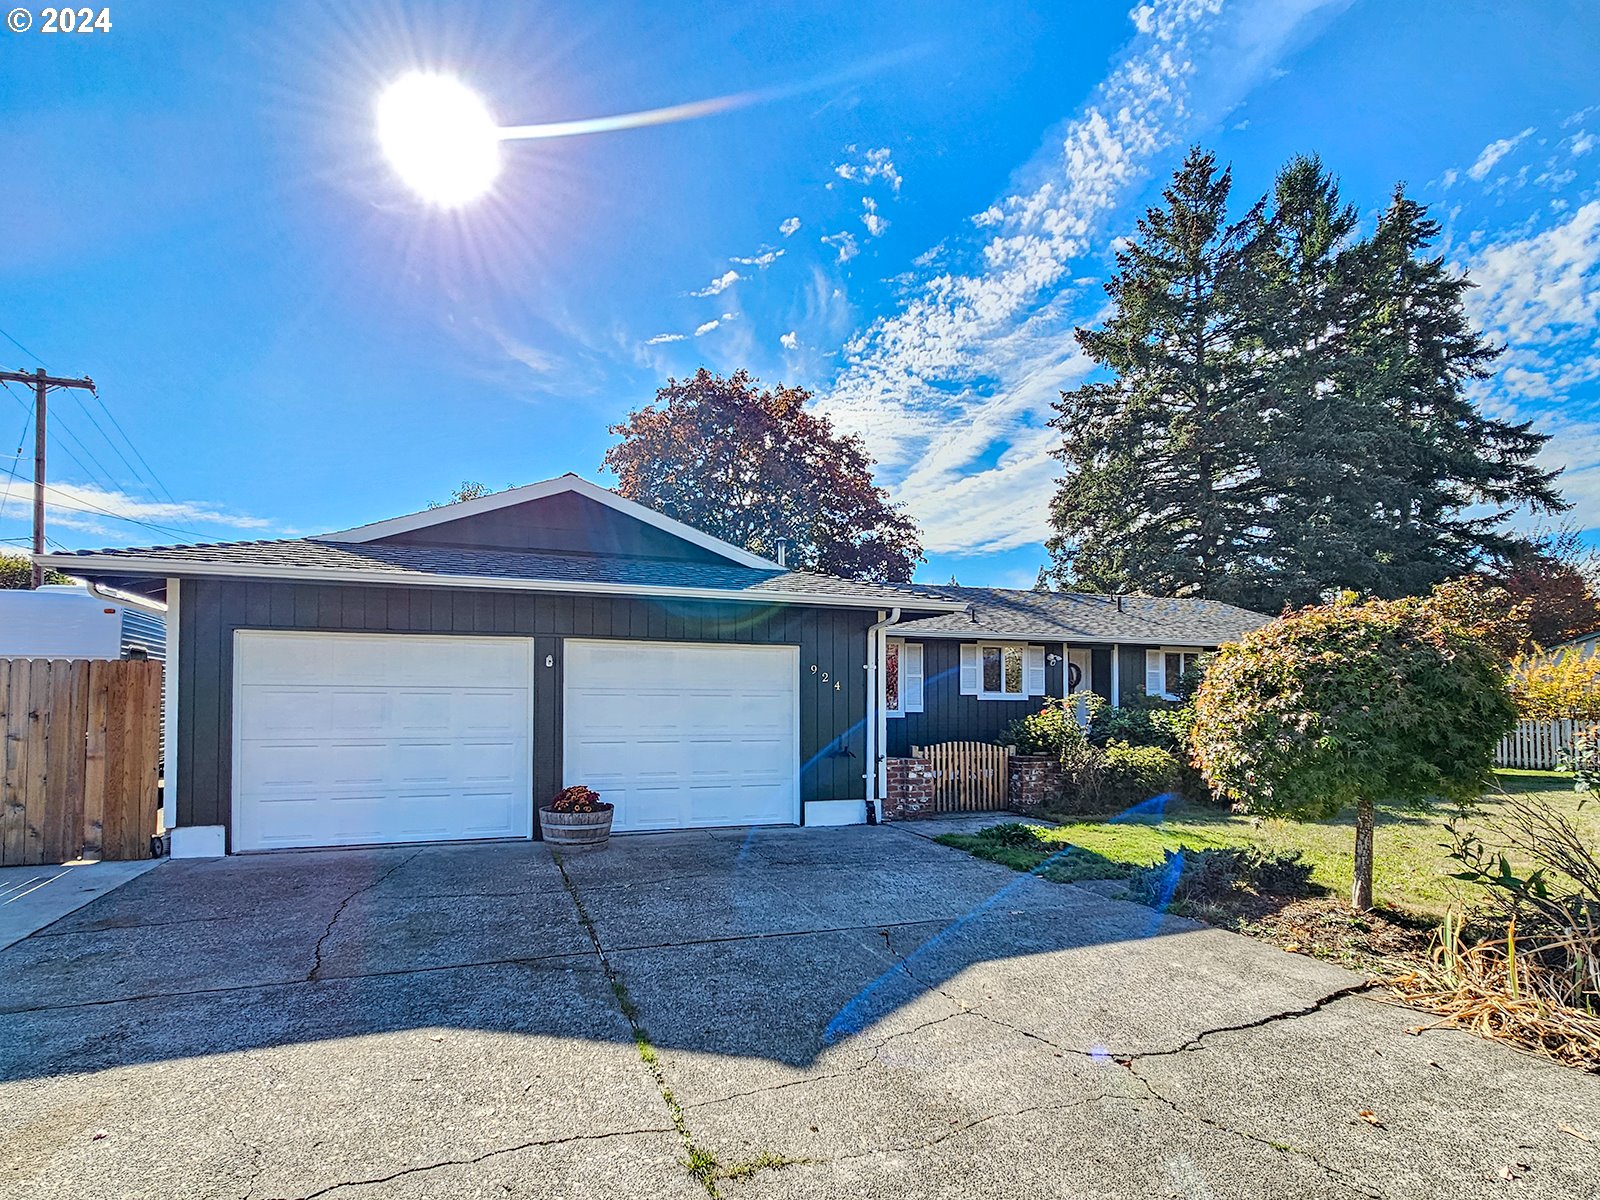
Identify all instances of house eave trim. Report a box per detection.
[35,554,966,613]
[307,475,780,571]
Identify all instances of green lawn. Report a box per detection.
[935,770,1596,918]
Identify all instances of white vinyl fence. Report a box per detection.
[1495,719,1595,771]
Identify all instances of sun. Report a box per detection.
[376,72,502,208]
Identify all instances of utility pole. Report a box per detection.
[0,367,96,587]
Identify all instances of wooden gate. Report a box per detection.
[0,659,163,866]
[913,741,1013,813]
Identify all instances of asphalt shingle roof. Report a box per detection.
[894,586,1271,646]
[49,538,958,609]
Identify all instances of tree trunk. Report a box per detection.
[1351,796,1375,912]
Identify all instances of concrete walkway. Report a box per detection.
[1,824,1595,1199]
[0,858,162,951]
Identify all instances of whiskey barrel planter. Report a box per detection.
[538,805,614,846]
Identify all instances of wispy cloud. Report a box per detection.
[861,197,889,237]
[1468,127,1535,181]
[0,478,272,544]
[692,269,741,297]
[694,318,722,336]
[815,0,1350,555]
[779,216,801,237]
[646,332,686,345]
[821,230,859,263]
[731,248,785,268]
[834,145,902,193]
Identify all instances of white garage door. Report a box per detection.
[564,640,798,832]
[233,632,534,851]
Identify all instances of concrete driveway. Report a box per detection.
[1,821,1595,1200]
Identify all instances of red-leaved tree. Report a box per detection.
[603,369,923,582]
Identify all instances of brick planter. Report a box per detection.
[881,757,937,821]
[1008,754,1065,815]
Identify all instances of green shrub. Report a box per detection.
[1125,846,1316,910]
[975,822,1044,848]
[1100,742,1183,808]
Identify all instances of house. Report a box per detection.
[879,587,1272,756]
[39,475,964,856]
[1554,630,1600,658]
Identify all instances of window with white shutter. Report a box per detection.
[1025,646,1046,696]
[886,638,924,716]
[960,643,980,695]
[964,642,1036,700]
[1146,647,1203,700]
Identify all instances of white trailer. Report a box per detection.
[0,583,166,661]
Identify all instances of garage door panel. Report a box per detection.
[234,633,533,851]
[564,639,798,833]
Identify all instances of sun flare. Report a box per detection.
[376,72,502,208]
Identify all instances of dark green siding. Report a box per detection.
[177,579,875,845]
[884,639,1065,757]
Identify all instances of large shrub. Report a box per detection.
[1100,743,1183,809]
[1512,649,1600,722]
[1191,594,1517,910]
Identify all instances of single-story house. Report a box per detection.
[879,587,1272,757]
[40,475,1269,856]
[43,476,963,856]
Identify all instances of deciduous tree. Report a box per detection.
[603,369,922,582]
[1191,592,1516,911]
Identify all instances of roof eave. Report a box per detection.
[890,627,1225,647]
[34,554,965,614]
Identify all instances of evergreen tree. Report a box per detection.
[1047,148,1274,606]
[1032,566,1052,593]
[1048,151,1567,612]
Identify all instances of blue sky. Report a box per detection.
[3,0,1598,586]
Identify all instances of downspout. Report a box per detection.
[864,606,901,820]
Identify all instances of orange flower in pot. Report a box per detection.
[539,786,614,846]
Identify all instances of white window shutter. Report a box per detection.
[1145,649,1165,697]
[959,644,979,695]
[903,643,925,713]
[1026,646,1046,696]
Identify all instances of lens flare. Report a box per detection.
[376,72,501,208]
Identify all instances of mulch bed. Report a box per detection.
[1206,895,1436,975]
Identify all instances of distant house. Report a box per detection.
[881,587,1272,756]
[1554,630,1600,658]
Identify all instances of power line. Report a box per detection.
[0,397,32,529]
[0,325,46,366]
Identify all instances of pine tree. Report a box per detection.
[1047,148,1274,606]
[1032,566,1052,593]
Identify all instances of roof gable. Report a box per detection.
[313,475,776,569]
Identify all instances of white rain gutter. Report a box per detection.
[864,606,901,818]
[85,580,168,614]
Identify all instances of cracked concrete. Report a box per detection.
[2,820,1597,1200]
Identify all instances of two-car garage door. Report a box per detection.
[232,632,800,850]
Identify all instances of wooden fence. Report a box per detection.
[0,659,163,866]
[1494,718,1595,771]
[912,741,1013,812]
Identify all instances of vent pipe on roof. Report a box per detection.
[1116,594,1124,612]
[775,538,788,569]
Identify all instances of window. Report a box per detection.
[885,638,923,716]
[961,643,1045,700]
[1145,647,1202,700]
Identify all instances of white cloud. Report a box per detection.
[1441,167,1459,188]
[731,248,785,268]
[692,269,741,297]
[1467,127,1534,181]
[1571,131,1596,156]
[779,216,801,237]
[694,319,721,336]
[646,332,686,345]
[861,197,889,238]
[821,231,859,263]
[780,330,799,350]
[834,145,902,193]
[0,478,271,543]
[814,0,1350,555]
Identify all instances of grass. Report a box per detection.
[935,770,1596,919]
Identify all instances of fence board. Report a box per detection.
[913,741,1013,813]
[0,658,161,866]
[1494,718,1595,771]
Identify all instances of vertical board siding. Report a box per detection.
[179,581,875,842]
[0,659,161,865]
[886,639,1065,757]
[1495,719,1595,770]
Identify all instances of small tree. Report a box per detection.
[1511,649,1600,721]
[0,553,71,589]
[1191,596,1516,910]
